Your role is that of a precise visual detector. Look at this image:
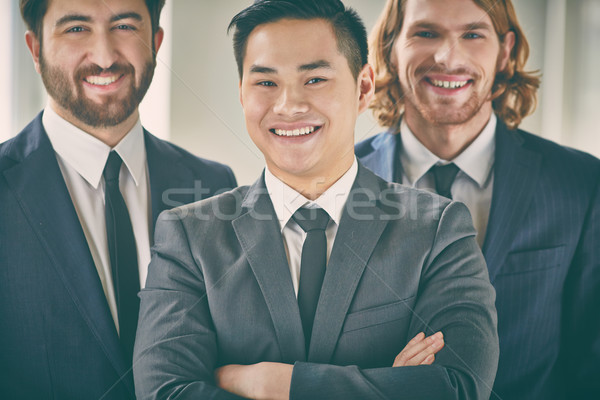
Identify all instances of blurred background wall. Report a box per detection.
[2,0,599,185]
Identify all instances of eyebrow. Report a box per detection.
[249,65,277,74]
[298,60,333,72]
[54,12,143,28]
[410,21,493,31]
[249,60,333,74]
[109,12,143,23]
[55,14,91,28]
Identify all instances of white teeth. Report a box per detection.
[273,126,317,137]
[430,79,468,89]
[85,75,119,86]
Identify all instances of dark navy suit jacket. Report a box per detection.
[0,112,237,399]
[356,118,600,400]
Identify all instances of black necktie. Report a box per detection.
[104,151,140,364]
[292,207,330,352]
[430,163,460,199]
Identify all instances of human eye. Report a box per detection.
[65,26,86,33]
[415,31,437,39]
[464,32,484,39]
[257,81,276,87]
[306,77,326,85]
[114,24,136,31]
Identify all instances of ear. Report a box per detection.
[357,63,375,114]
[25,31,42,74]
[497,30,515,72]
[238,80,244,107]
[153,27,164,54]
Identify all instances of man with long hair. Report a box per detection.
[356,0,600,398]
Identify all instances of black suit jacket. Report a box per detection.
[0,112,237,399]
[356,118,600,399]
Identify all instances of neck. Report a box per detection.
[49,101,139,148]
[404,104,493,161]
[271,158,353,201]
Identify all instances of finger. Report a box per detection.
[393,331,444,367]
[409,333,444,365]
[421,354,435,365]
[393,332,428,366]
[392,332,425,365]
[407,331,426,346]
[398,331,440,363]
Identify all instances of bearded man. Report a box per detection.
[0,1,236,398]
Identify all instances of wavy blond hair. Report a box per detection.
[369,0,540,130]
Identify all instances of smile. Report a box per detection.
[84,74,122,86]
[428,79,469,89]
[270,126,320,137]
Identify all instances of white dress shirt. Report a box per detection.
[265,158,358,296]
[43,106,152,333]
[399,115,496,247]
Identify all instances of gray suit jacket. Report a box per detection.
[133,164,499,400]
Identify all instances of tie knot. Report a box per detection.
[430,163,460,199]
[103,151,123,183]
[292,208,330,233]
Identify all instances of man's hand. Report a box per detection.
[393,331,444,367]
[215,362,293,400]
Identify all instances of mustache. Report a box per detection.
[75,62,135,80]
[415,65,479,79]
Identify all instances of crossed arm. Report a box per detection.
[133,202,498,400]
[215,331,445,399]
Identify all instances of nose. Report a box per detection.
[433,38,465,69]
[272,86,309,116]
[88,32,119,69]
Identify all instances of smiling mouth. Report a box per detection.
[84,74,123,86]
[427,78,470,89]
[270,126,321,137]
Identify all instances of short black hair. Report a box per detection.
[228,0,368,79]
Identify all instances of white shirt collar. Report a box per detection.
[399,114,496,188]
[43,105,146,189]
[265,157,359,231]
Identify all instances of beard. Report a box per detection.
[39,52,155,128]
[402,66,488,126]
[403,89,485,126]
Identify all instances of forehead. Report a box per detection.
[243,18,346,71]
[44,0,150,25]
[403,0,493,29]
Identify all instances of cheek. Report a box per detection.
[243,96,266,120]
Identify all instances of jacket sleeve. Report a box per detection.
[562,175,600,397]
[289,201,499,400]
[133,210,246,400]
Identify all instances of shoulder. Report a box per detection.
[358,166,472,234]
[144,130,237,185]
[354,130,396,157]
[517,128,599,171]
[504,127,600,192]
[0,114,46,171]
[159,185,250,225]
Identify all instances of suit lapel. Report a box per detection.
[2,121,130,388]
[482,121,542,281]
[231,175,306,363]
[359,130,400,183]
[145,131,193,232]
[309,165,389,363]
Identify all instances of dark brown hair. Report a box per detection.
[20,0,166,39]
